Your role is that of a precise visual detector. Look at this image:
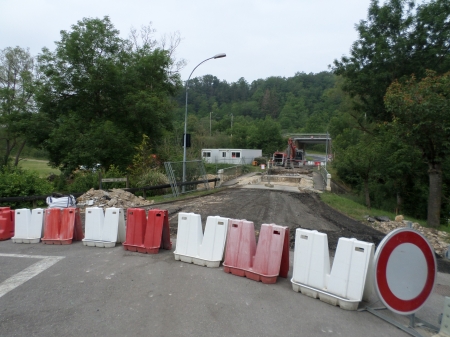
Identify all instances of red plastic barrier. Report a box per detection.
[223,220,289,284]
[223,219,256,277]
[123,208,172,254]
[42,208,83,245]
[0,207,15,241]
[123,209,147,252]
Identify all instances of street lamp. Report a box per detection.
[210,111,213,136]
[182,53,226,191]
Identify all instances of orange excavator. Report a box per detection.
[273,138,303,167]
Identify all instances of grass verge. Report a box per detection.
[18,158,60,177]
[319,192,450,233]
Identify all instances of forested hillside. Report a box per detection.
[169,72,342,156]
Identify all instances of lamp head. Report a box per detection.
[213,53,226,59]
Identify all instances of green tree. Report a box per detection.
[260,88,280,119]
[333,126,386,208]
[230,119,250,149]
[33,17,182,173]
[331,0,450,221]
[385,71,450,227]
[278,94,308,131]
[333,0,450,122]
[247,117,284,155]
[0,47,36,166]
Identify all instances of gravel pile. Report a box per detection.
[366,216,449,257]
[76,188,154,211]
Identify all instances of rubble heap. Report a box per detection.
[365,216,449,257]
[76,188,154,211]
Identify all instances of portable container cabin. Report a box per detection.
[201,149,262,165]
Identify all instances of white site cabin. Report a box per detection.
[201,149,262,165]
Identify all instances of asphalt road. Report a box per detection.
[1,185,449,337]
[306,154,326,162]
[0,238,448,337]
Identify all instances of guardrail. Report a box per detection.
[0,178,220,207]
[217,166,244,186]
[318,166,331,191]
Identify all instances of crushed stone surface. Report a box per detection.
[366,219,449,257]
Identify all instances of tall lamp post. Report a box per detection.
[183,53,226,192]
[210,111,213,136]
[230,113,233,140]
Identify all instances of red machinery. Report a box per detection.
[273,138,303,167]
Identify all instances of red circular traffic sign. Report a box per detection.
[374,228,436,315]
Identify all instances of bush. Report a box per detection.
[254,157,267,165]
[204,163,235,174]
[66,165,131,193]
[101,165,129,189]
[130,169,169,197]
[66,171,99,193]
[0,166,53,208]
[134,170,168,187]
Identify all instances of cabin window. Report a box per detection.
[232,152,241,158]
[202,151,211,157]
[221,152,227,158]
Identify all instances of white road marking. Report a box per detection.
[0,253,65,298]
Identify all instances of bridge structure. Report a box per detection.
[284,133,332,163]
[283,133,332,191]
[284,133,331,145]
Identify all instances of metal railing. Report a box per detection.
[0,178,220,207]
[318,165,331,191]
[164,160,209,197]
[284,133,330,140]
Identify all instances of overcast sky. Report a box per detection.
[0,0,372,83]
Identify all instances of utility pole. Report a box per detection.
[325,132,329,170]
[210,111,213,136]
[230,113,233,141]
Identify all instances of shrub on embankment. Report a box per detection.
[0,164,171,209]
[0,166,53,208]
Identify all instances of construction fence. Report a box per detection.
[164,160,210,197]
[217,165,244,186]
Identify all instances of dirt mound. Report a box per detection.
[76,188,154,210]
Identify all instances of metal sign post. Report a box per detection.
[362,228,440,337]
[265,157,273,188]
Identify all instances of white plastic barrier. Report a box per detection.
[291,229,330,297]
[437,296,450,336]
[174,213,229,267]
[12,208,44,243]
[82,207,125,248]
[291,228,374,310]
[326,238,374,299]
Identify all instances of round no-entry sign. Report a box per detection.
[374,227,436,315]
